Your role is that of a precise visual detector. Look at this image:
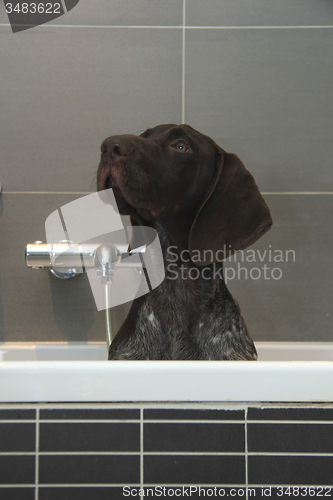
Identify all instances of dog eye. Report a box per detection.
[171,141,190,153]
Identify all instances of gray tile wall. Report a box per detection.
[0,0,332,342]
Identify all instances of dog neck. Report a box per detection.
[153,220,226,284]
[153,212,196,254]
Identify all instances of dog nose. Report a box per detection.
[101,136,134,159]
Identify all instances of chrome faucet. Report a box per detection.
[25,241,146,350]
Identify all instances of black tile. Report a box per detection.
[40,408,140,420]
[249,456,333,486]
[0,409,36,420]
[39,486,130,500]
[0,456,35,484]
[248,407,333,421]
[39,422,140,452]
[0,488,35,500]
[144,455,245,485]
[248,423,333,453]
[142,487,249,497]
[39,454,139,484]
[0,423,35,452]
[248,487,333,500]
[144,409,244,420]
[144,423,244,452]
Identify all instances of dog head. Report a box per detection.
[97,124,272,264]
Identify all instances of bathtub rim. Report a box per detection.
[0,357,332,403]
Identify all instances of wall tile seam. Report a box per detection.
[0,420,245,423]
[2,23,333,30]
[245,406,249,492]
[262,192,333,195]
[0,451,247,456]
[0,452,38,455]
[0,451,140,455]
[143,451,246,455]
[186,26,333,30]
[140,408,144,490]
[2,451,333,457]
[247,420,333,424]
[0,451,143,456]
[182,0,186,124]
[0,402,248,406]
[34,407,39,500]
[2,419,333,424]
[143,420,245,423]
[0,420,37,423]
[0,485,37,488]
[0,402,330,406]
[2,192,94,195]
[0,483,332,489]
[3,191,333,196]
[248,452,333,457]
[0,482,36,488]
[38,420,141,423]
[1,403,333,409]
[247,404,333,409]
[0,482,143,487]
[0,24,184,29]
[0,482,250,487]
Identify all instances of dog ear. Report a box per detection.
[188,150,273,266]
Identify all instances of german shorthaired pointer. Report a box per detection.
[97,124,272,360]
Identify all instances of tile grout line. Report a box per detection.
[35,407,40,500]
[0,420,246,425]
[1,450,333,457]
[0,451,250,456]
[2,482,333,489]
[186,25,333,30]
[245,407,249,497]
[1,23,333,30]
[262,192,333,195]
[3,191,93,195]
[2,399,333,410]
[2,402,332,409]
[182,0,186,124]
[140,407,144,489]
[3,191,333,195]
[2,419,333,425]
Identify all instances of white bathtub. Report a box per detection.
[0,342,332,403]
